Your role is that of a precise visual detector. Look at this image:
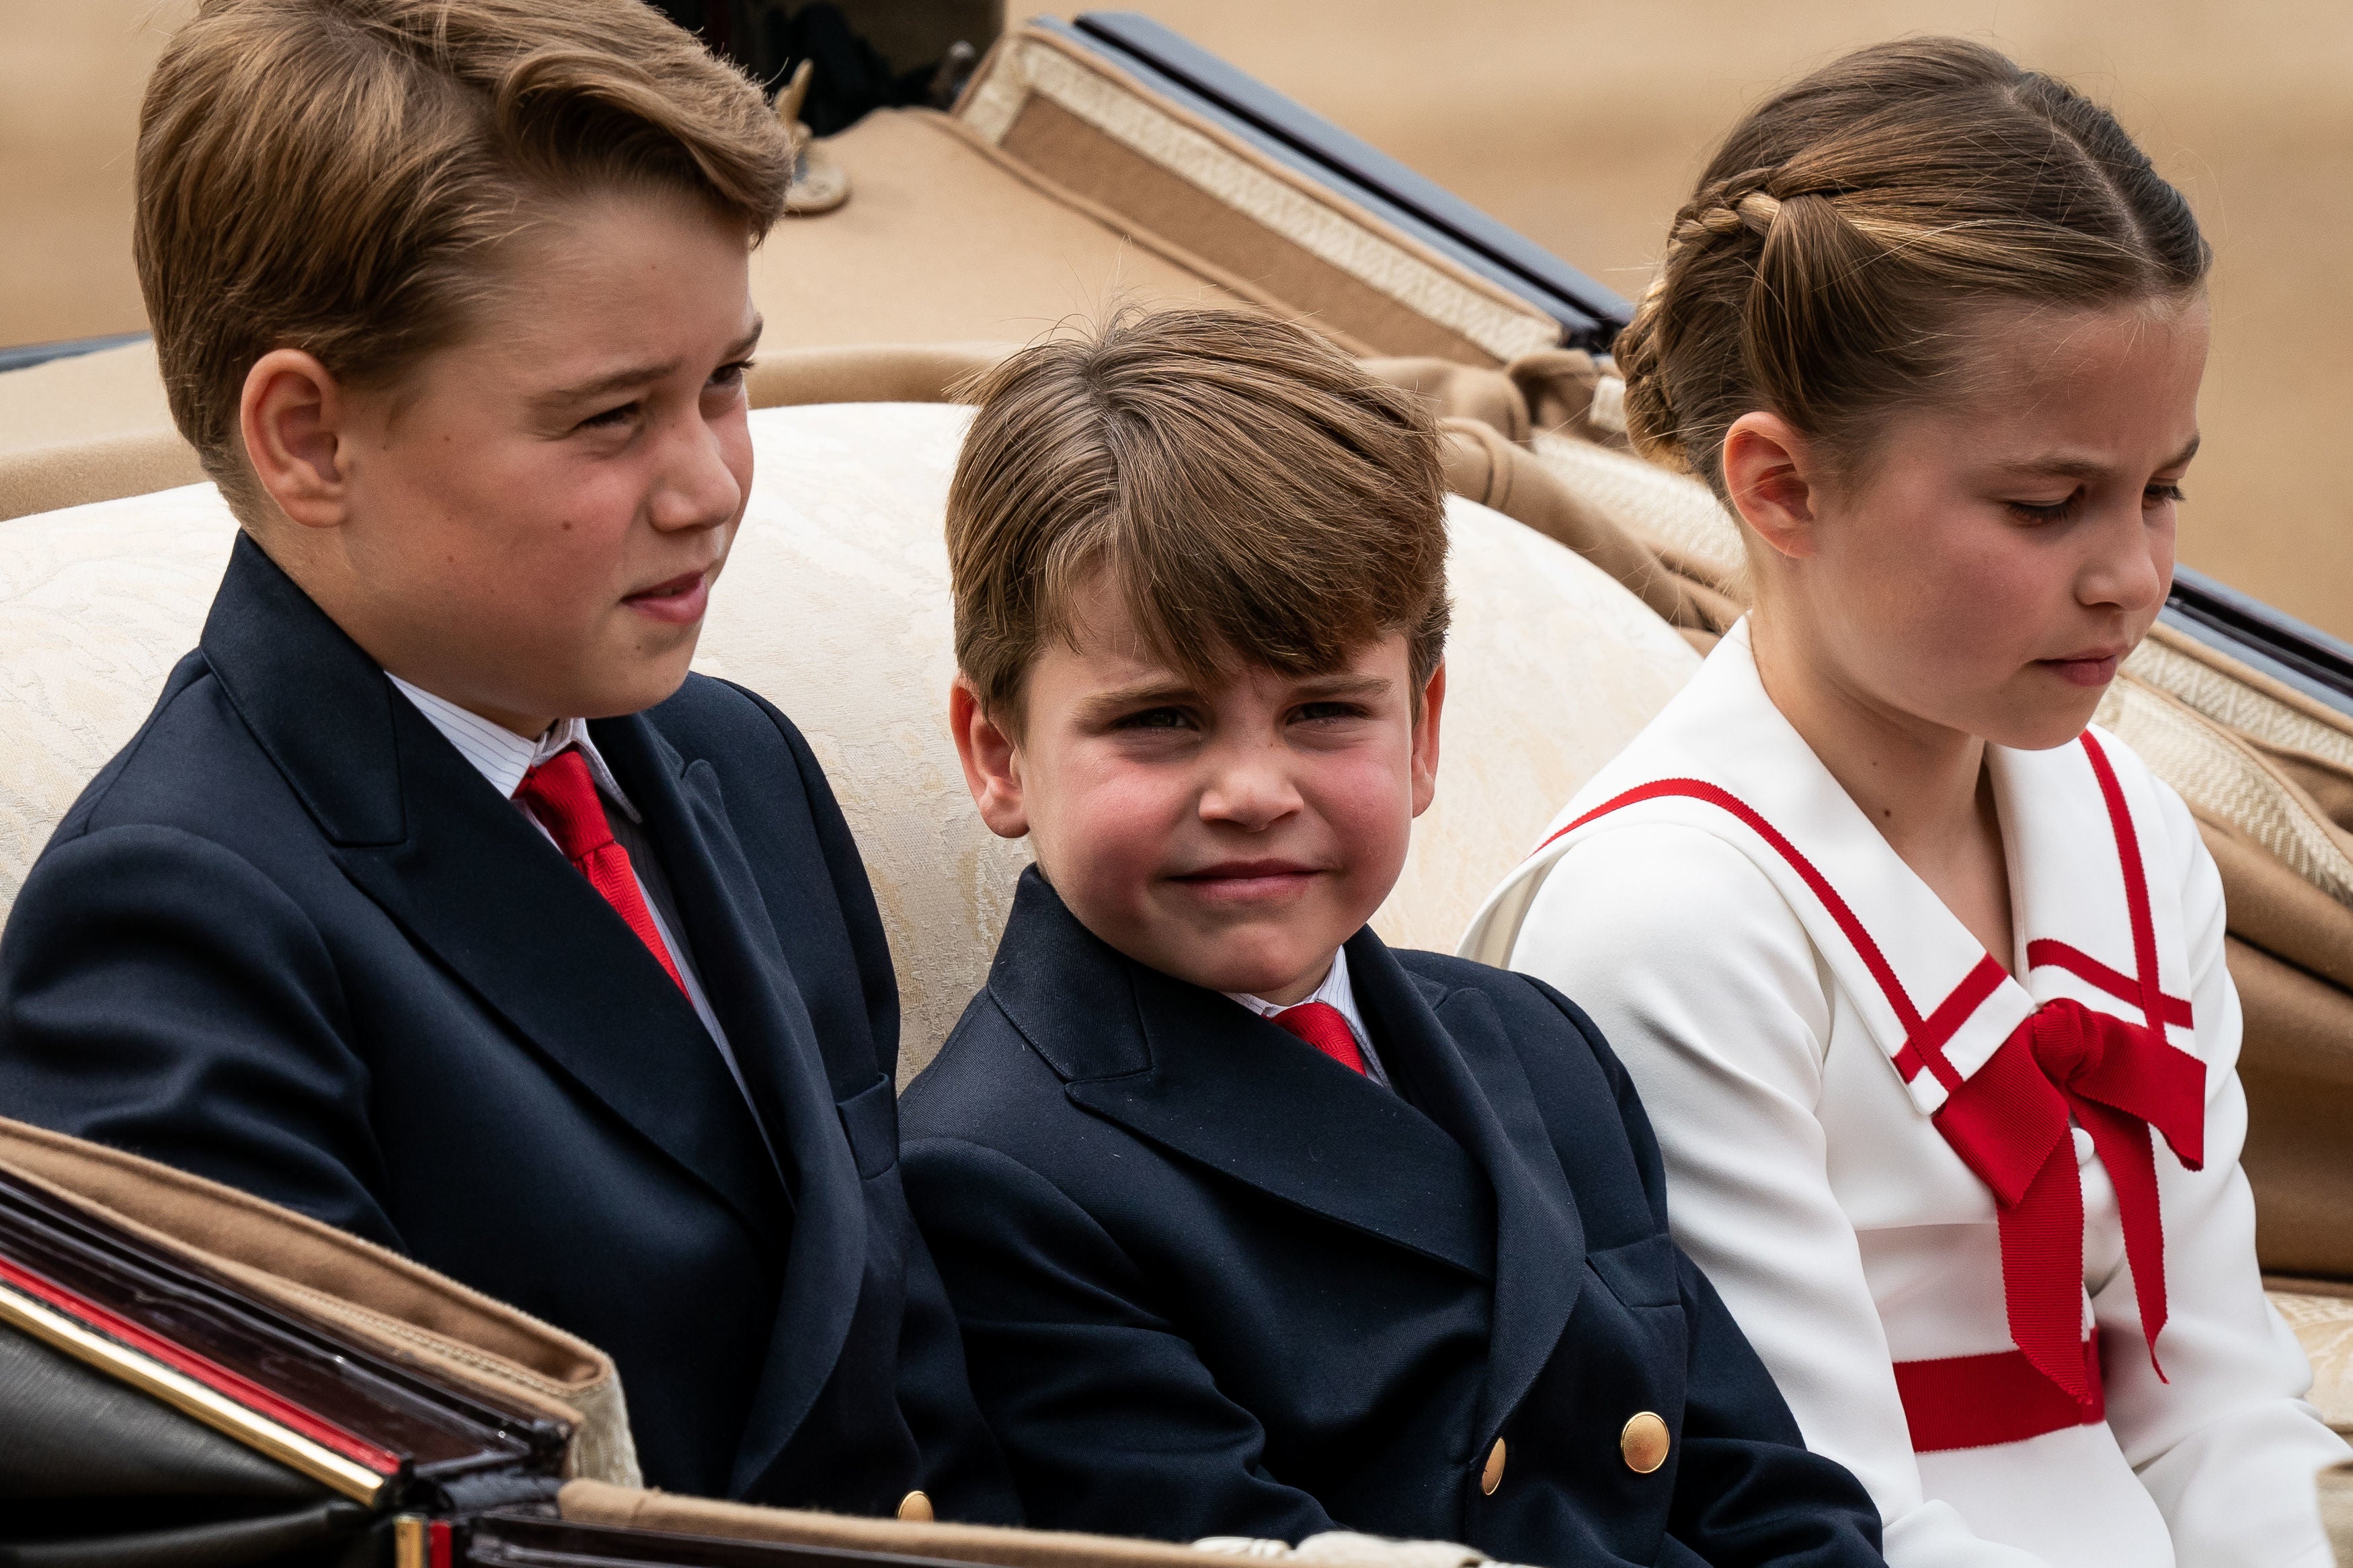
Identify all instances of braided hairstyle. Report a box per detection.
[1614,38,2208,501]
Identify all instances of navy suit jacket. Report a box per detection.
[0,534,1013,1518]
[902,871,1883,1567]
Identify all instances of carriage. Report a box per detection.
[0,13,2346,1563]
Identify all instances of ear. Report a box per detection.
[949,676,1030,839]
[1720,411,1821,561]
[1408,661,1446,819]
[239,348,353,530]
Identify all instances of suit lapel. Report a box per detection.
[201,536,789,1251]
[208,539,874,1497]
[1347,936,1587,1440]
[589,720,869,1498]
[332,704,793,1246]
[994,871,1493,1281]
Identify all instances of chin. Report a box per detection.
[1172,938,1320,1000]
[580,662,697,720]
[1988,698,2110,751]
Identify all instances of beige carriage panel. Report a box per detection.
[951,28,1559,368]
[2268,1287,2353,1436]
[1527,428,1747,606]
[2324,1460,2353,1564]
[0,339,202,522]
[750,110,1252,353]
[2093,676,2353,907]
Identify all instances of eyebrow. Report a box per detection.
[535,318,764,411]
[1290,673,1394,702]
[1076,670,1394,726]
[1076,679,1200,726]
[1996,433,2201,481]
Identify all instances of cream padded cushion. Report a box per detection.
[0,402,1700,1076]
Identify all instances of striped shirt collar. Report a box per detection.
[1224,947,1388,1085]
[385,673,640,821]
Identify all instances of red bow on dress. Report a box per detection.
[1931,997,2205,1409]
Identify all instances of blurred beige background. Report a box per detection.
[7,1,2350,632]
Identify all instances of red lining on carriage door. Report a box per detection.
[0,1253,403,1476]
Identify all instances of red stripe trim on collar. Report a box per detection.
[2078,733,2172,1032]
[1536,733,2188,1087]
[1891,956,2004,1089]
[1534,778,1923,1032]
[2027,940,2192,1028]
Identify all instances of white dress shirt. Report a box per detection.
[385,675,768,1126]
[1224,948,1391,1087]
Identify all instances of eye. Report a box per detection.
[2145,482,2188,509]
[577,401,639,431]
[2007,487,2086,525]
[1113,706,1195,732]
[709,358,754,390]
[1294,700,1368,725]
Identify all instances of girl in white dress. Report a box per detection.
[1480,37,2348,1568]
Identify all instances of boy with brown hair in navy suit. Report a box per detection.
[901,307,1885,1565]
[0,0,1008,1519]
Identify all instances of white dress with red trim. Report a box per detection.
[1471,620,2348,1568]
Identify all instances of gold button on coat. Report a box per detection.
[1620,1412,1670,1474]
[1480,1437,1507,1495]
[897,1490,934,1522]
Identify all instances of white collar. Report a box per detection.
[385,673,639,820]
[1538,618,2194,1114]
[1224,948,1386,1085]
[1224,947,1364,1030]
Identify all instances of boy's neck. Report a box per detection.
[1226,952,1339,1009]
[257,531,558,740]
[385,670,555,744]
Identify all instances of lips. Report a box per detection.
[1168,859,1326,904]
[2037,648,2127,688]
[623,568,711,626]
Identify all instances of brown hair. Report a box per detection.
[136,0,793,518]
[1615,37,2210,499]
[947,307,1450,728]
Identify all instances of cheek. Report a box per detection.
[1836,500,2050,675]
[1304,742,1417,878]
[1034,749,1190,893]
[488,458,650,606]
[385,431,627,578]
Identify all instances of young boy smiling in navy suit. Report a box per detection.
[0,0,1008,1520]
[901,309,1885,1566]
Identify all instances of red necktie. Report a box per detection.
[515,749,688,995]
[1272,1001,1367,1075]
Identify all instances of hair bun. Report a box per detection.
[1611,36,2208,503]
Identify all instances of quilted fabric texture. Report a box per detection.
[0,401,1700,1078]
[2271,1290,2353,1435]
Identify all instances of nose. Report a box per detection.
[2078,495,2169,618]
[646,409,745,534]
[1197,737,1303,833]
